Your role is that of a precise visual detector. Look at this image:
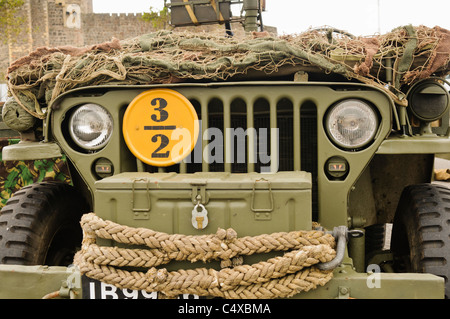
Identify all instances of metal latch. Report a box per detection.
[190,181,209,229]
[251,178,273,220]
[191,181,208,205]
[131,178,151,220]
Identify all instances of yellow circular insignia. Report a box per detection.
[123,89,199,167]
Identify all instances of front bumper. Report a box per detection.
[0,263,443,299]
[297,263,444,299]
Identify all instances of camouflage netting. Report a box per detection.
[3,25,450,132]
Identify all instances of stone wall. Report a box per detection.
[0,0,266,84]
[82,13,157,45]
[0,0,157,80]
[48,1,84,47]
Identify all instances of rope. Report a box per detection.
[73,213,337,299]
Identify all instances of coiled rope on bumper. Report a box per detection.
[73,213,337,299]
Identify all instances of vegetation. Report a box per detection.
[141,6,170,30]
[0,0,25,43]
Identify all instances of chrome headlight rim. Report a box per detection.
[69,103,114,151]
[325,99,379,151]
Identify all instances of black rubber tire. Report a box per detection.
[391,183,450,298]
[0,181,89,266]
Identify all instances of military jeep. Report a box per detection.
[0,18,449,299]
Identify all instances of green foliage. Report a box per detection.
[0,0,25,43]
[141,6,170,30]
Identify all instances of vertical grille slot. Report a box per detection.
[207,98,224,172]
[183,99,202,174]
[253,98,270,173]
[277,98,294,172]
[230,98,247,173]
[300,101,318,220]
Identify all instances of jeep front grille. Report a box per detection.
[142,92,318,219]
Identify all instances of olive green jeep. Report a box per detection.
[0,24,449,299]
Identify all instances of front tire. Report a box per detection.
[391,183,450,298]
[0,182,89,266]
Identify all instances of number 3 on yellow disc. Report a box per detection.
[123,89,199,167]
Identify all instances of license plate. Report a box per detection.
[82,276,201,299]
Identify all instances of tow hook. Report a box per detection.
[317,226,363,271]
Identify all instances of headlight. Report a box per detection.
[69,104,113,150]
[407,80,449,122]
[326,99,378,150]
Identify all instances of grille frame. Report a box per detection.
[51,81,394,227]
